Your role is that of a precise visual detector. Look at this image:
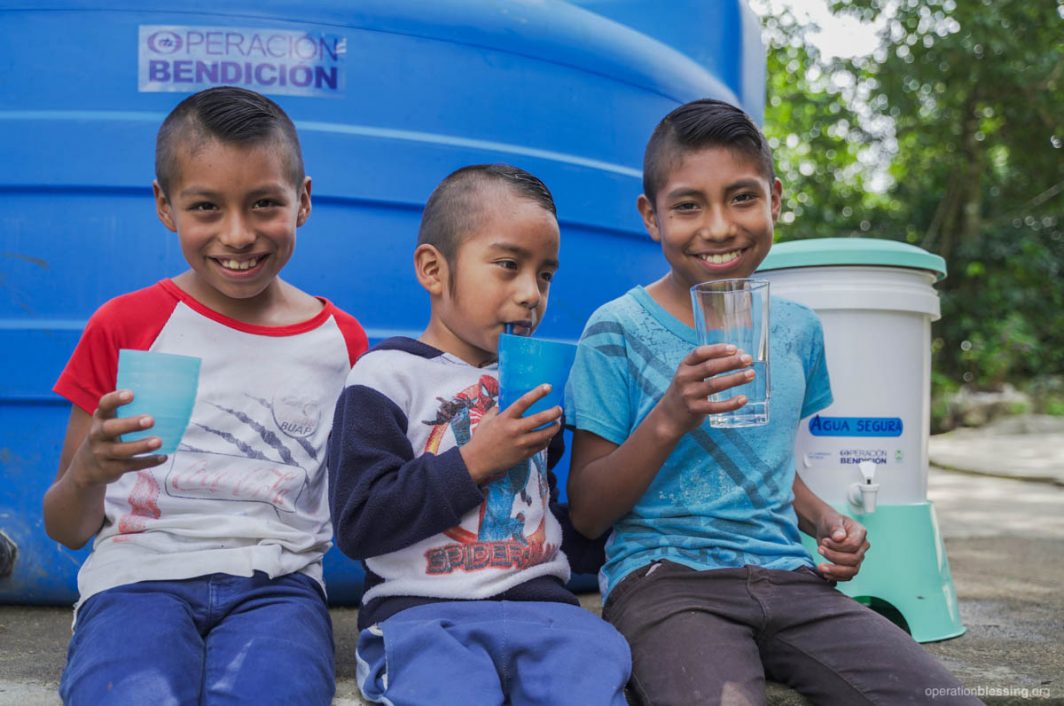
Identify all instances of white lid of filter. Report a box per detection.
[758,238,947,281]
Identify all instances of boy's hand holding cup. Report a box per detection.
[462,333,577,485]
[77,349,203,485]
[75,388,172,486]
[115,349,201,451]
[462,384,562,485]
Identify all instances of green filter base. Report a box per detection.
[801,502,965,643]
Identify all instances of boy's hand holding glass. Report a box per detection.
[460,384,562,485]
[656,345,754,439]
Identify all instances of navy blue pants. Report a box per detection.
[604,561,983,706]
[356,600,632,705]
[60,572,335,706]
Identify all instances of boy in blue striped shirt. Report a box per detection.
[565,98,978,706]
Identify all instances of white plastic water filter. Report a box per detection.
[758,245,945,507]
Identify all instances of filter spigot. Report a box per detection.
[848,461,880,514]
[858,460,877,484]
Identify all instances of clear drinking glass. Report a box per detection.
[690,279,770,428]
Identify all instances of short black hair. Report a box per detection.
[155,86,304,197]
[643,98,775,207]
[417,164,557,264]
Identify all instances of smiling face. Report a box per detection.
[417,187,560,367]
[639,146,781,321]
[153,138,311,320]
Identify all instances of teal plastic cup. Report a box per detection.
[498,334,577,419]
[115,349,201,455]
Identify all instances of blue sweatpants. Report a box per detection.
[60,571,335,706]
[356,600,631,706]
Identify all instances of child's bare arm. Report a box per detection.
[567,344,753,538]
[460,384,562,484]
[43,391,166,549]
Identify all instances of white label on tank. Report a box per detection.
[139,25,346,97]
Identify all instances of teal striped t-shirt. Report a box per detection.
[565,286,833,599]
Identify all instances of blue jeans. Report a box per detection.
[356,600,631,706]
[60,571,334,706]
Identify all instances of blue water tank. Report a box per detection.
[0,0,764,604]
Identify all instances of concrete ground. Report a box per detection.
[928,418,1064,488]
[3,421,1063,705]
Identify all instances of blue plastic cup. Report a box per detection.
[497,334,577,419]
[115,349,201,455]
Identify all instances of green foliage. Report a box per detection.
[757,0,1064,394]
[1045,397,1064,416]
[757,7,883,236]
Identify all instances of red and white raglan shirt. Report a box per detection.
[54,280,368,608]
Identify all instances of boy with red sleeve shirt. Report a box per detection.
[45,86,367,705]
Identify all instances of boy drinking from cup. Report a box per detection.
[44,86,368,705]
[565,99,978,705]
[327,164,631,705]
